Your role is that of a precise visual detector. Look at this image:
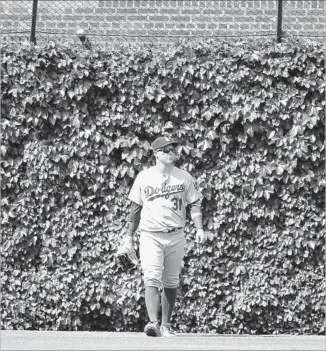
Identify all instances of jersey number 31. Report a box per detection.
[171,197,182,211]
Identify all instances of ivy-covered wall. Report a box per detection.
[1,37,325,334]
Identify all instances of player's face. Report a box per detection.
[156,145,176,165]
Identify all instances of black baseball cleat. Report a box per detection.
[144,321,162,337]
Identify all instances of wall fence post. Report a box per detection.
[277,0,283,43]
[30,0,38,44]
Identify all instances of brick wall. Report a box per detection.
[1,0,325,45]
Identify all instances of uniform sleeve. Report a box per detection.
[127,201,142,235]
[185,173,202,205]
[128,174,143,206]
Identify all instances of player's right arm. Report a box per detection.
[124,174,143,248]
[124,201,142,249]
[127,201,142,236]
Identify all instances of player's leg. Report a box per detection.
[145,286,161,323]
[161,286,177,325]
[161,231,186,335]
[139,231,164,336]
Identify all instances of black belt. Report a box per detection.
[163,227,183,233]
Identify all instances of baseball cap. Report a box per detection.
[151,136,179,151]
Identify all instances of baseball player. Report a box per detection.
[124,136,205,337]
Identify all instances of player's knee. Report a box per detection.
[144,276,161,288]
[163,283,178,289]
[162,275,179,288]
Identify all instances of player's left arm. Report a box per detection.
[185,174,205,243]
[188,199,206,243]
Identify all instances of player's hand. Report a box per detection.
[195,229,206,244]
[117,234,138,272]
[123,234,134,250]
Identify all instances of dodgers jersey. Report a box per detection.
[128,166,202,232]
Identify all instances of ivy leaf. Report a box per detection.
[268,131,276,139]
[72,116,81,129]
[1,145,7,156]
[206,130,217,140]
[198,139,212,151]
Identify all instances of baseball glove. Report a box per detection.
[116,245,138,271]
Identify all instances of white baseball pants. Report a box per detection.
[139,229,186,288]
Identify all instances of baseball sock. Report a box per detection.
[161,287,177,325]
[145,286,160,323]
